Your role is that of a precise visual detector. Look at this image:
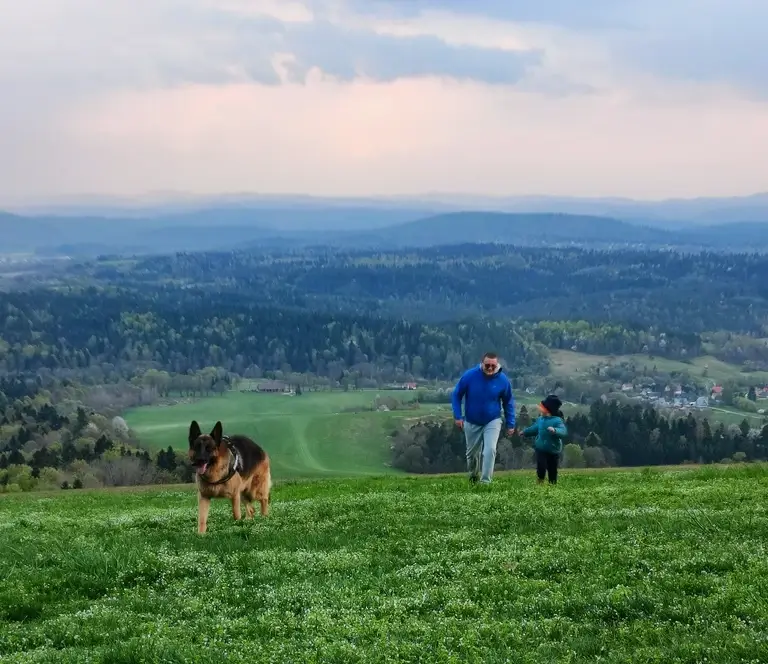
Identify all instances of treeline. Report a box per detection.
[0,287,549,381]
[531,321,701,359]
[3,246,768,390]
[392,401,768,474]
[0,378,193,492]
[703,331,768,371]
[1,443,194,493]
[89,244,768,335]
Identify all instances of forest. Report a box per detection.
[2,242,768,490]
[89,244,768,333]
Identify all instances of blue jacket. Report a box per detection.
[522,415,568,454]
[451,365,515,428]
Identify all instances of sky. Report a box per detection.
[1,0,767,203]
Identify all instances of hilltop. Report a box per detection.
[3,204,768,256]
[346,211,669,248]
[1,466,767,662]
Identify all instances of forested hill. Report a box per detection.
[2,242,766,383]
[3,206,768,255]
[0,286,549,381]
[342,212,671,248]
[83,244,768,334]
[345,212,768,251]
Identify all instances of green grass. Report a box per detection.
[707,405,767,427]
[2,466,768,662]
[124,390,447,481]
[550,348,768,385]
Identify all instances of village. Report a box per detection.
[615,381,768,414]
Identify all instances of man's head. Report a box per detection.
[481,352,500,375]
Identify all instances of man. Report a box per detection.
[451,351,516,485]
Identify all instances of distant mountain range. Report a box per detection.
[8,190,768,225]
[2,192,768,257]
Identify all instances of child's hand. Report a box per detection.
[547,426,555,433]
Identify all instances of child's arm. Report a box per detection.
[521,422,538,438]
[550,418,568,438]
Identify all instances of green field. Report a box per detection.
[124,390,448,480]
[550,348,768,385]
[707,405,768,427]
[2,466,768,662]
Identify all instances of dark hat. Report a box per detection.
[540,394,563,416]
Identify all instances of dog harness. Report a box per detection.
[200,435,243,486]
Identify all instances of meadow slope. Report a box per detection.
[550,349,768,385]
[2,467,768,662]
[124,390,448,480]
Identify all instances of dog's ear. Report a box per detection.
[210,421,223,444]
[188,420,202,447]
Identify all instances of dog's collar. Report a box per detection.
[199,436,242,486]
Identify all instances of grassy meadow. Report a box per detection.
[550,348,768,386]
[551,349,768,426]
[2,466,768,662]
[124,390,449,480]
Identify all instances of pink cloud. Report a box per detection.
[8,75,756,201]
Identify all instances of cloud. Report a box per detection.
[338,0,639,29]
[0,0,767,203]
[0,0,538,95]
[282,21,539,84]
[341,0,768,95]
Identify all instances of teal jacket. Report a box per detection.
[522,415,568,454]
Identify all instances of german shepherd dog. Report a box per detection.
[188,420,272,534]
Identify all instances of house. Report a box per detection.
[711,385,723,399]
[257,380,289,393]
[621,383,634,392]
[695,396,709,409]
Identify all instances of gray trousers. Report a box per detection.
[464,418,502,483]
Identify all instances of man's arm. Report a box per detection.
[451,372,468,421]
[501,379,515,430]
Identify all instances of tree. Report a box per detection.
[562,444,585,468]
[74,407,89,435]
[517,405,532,430]
[583,446,606,468]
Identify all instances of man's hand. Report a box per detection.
[507,428,516,438]
[547,426,556,433]
[455,419,464,430]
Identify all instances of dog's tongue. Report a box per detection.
[196,463,208,475]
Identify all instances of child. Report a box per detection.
[521,394,568,485]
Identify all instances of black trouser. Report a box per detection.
[536,450,559,484]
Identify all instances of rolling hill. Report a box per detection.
[341,211,768,251]
[344,211,671,248]
[3,205,768,257]
[0,205,428,255]
[123,390,448,480]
